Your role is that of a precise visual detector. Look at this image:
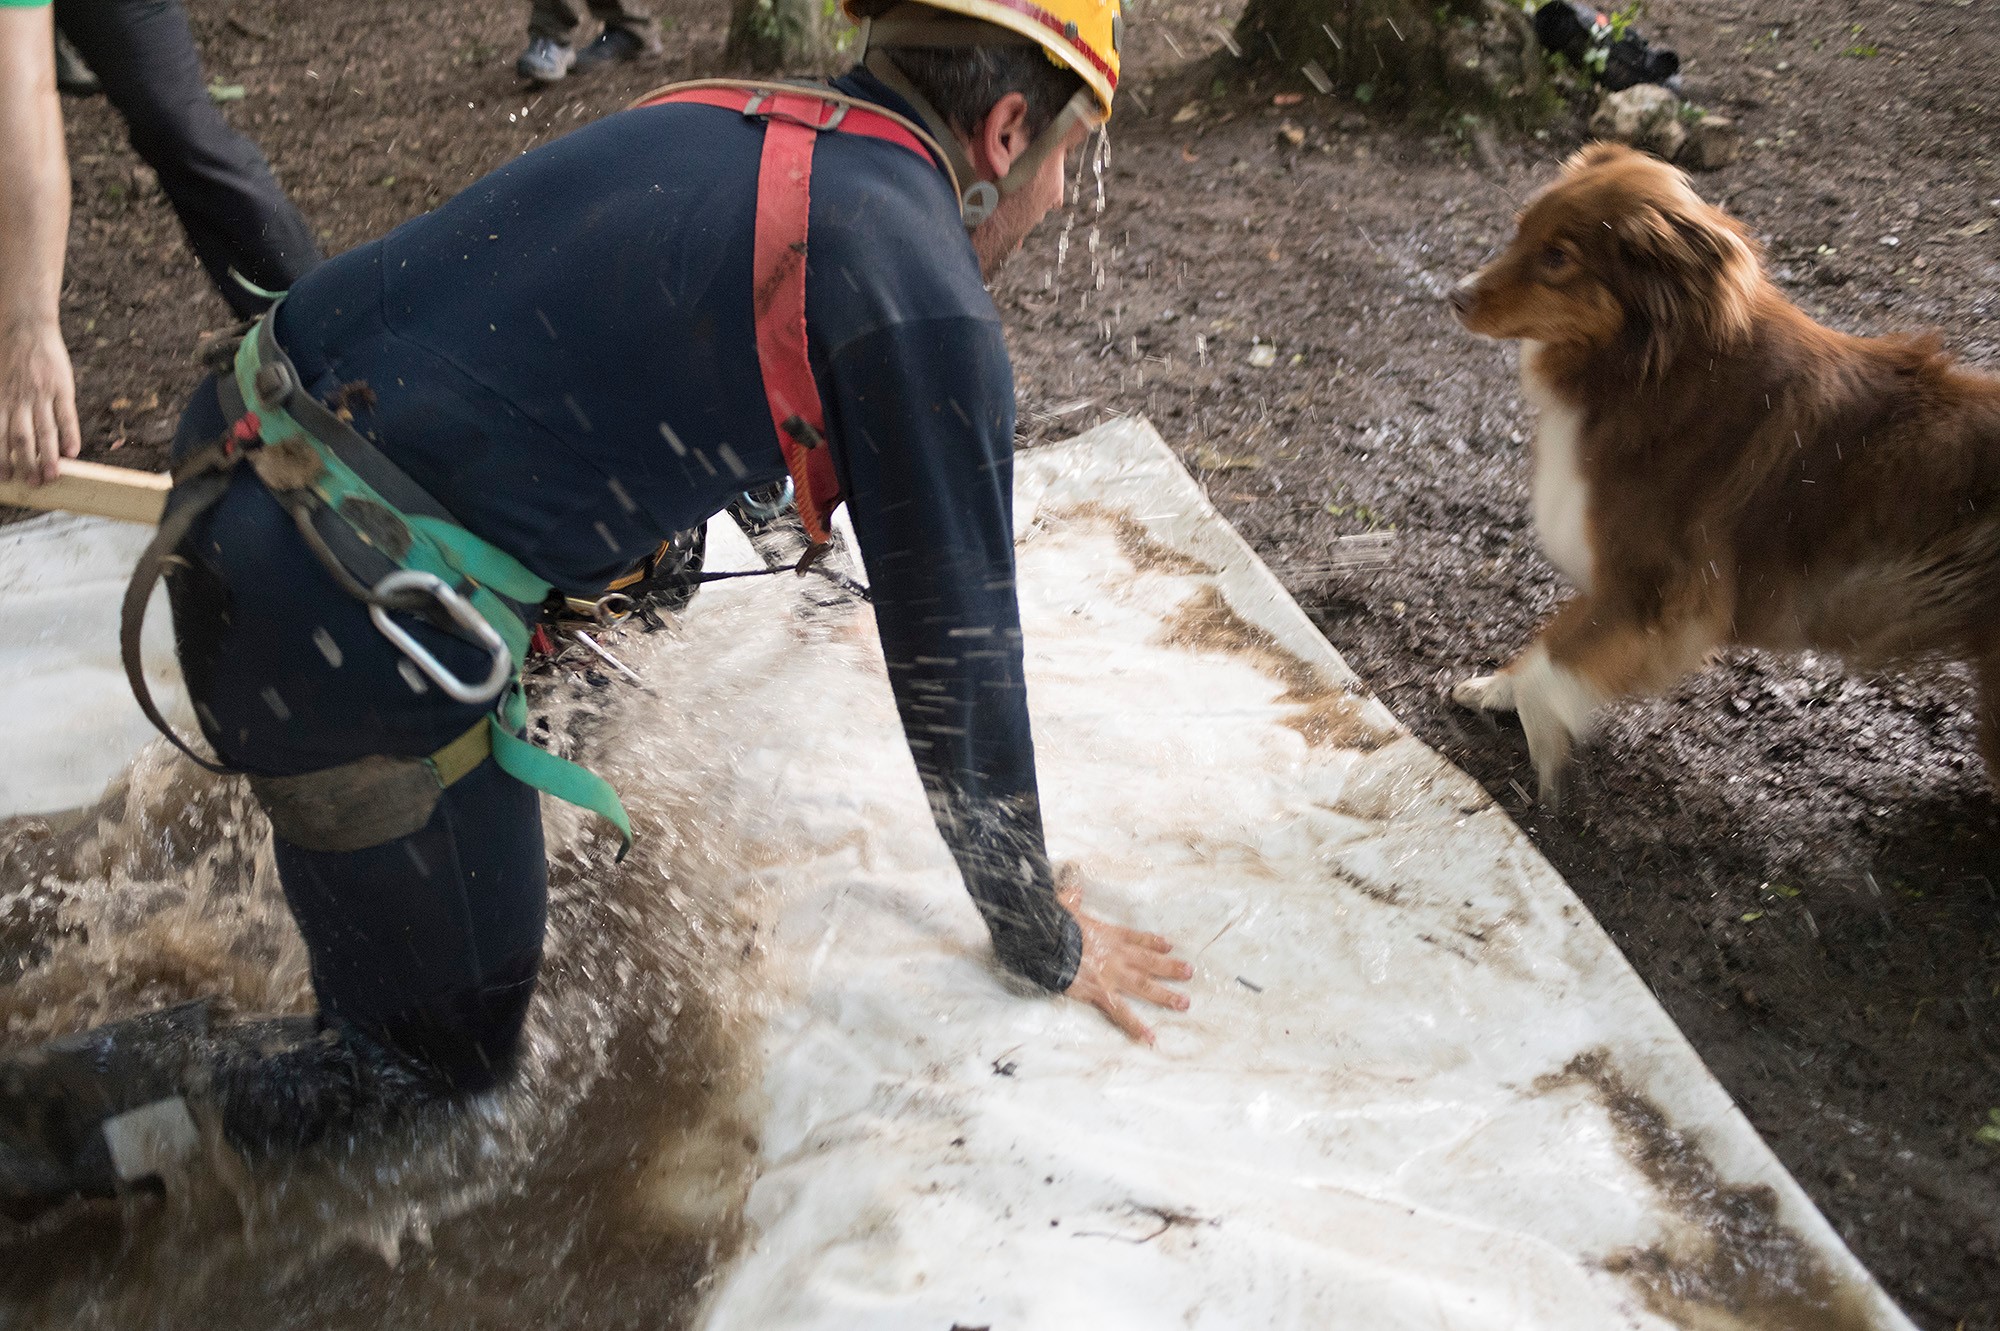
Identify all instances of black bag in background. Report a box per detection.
[1533,2,1682,92]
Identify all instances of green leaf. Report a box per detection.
[207,82,247,102]
[1354,82,1375,105]
[1739,911,1764,922]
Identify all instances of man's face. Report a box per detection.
[969,119,1094,280]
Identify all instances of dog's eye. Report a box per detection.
[1539,245,1572,274]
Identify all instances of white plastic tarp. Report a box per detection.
[0,512,184,818]
[689,418,1910,1331]
[0,421,1912,1330]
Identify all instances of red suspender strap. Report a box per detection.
[750,108,839,546]
[632,82,946,547]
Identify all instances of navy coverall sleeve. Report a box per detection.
[828,317,1084,993]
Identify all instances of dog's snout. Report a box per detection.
[1448,279,1476,317]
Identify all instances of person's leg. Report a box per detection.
[527,0,590,42]
[269,761,548,1101]
[573,0,660,67]
[52,22,101,97]
[1,381,550,1218]
[585,0,658,43]
[163,402,551,1104]
[520,0,586,81]
[52,0,320,316]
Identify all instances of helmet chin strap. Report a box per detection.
[861,23,1101,231]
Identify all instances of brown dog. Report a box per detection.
[1448,143,2000,801]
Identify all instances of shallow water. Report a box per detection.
[0,585,843,1329]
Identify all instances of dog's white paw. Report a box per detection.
[1452,673,1517,713]
[1507,646,1603,804]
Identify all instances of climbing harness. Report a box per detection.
[121,310,633,856]
[533,480,869,659]
[629,79,957,550]
[124,79,937,856]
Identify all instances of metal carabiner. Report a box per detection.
[368,569,513,704]
[731,476,795,526]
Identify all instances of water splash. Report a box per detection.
[1052,125,1114,295]
[0,581,889,1328]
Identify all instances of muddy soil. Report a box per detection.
[999,2,2000,1324]
[26,0,2000,1325]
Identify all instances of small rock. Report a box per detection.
[1649,115,1688,162]
[1276,121,1305,148]
[1587,84,1683,160]
[1680,114,1742,171]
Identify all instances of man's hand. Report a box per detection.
[1057,864,1192,1045]
[0,320,80,484]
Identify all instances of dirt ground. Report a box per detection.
[31,0,2000,1324]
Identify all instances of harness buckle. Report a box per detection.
[742,89,848,132]
[253,359,295,409]
[367,569,513,704]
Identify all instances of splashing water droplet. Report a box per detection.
[1089,125,1111,293]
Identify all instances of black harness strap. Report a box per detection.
[120,454,244,776]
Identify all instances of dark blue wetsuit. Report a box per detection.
[163,70,1081,1100]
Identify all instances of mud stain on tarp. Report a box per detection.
[1050,501,1215,579]
[1155,586,1394,752]
[1537,1050,1890,1331]
[1325,862,1403,908]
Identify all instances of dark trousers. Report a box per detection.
[527,0,658,43]
[164,378,549,1106]
[54,0,321,317]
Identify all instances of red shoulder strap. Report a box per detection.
[631,83,944,548]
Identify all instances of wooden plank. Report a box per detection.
[0,458,169,526]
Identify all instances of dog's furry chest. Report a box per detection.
[1521,347,1594,592]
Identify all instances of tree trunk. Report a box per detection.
[1232,0,1546,119]
[726,0,854,74]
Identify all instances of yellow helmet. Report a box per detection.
[846,0,1121,118]
[847,0,1120,227]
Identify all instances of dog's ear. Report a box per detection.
[1611,200,1757,379]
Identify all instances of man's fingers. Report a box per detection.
[1133,978,1190,1012]
[1113,927,1175,954]
[54,385,81,460]
[32,397,59,481]
[1091,988,1154,1045]
[2,408,29,484]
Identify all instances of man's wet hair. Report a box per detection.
[885,45,1086,140]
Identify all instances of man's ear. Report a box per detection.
[969,91,1033,182]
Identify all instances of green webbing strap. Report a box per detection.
[491,690,633,848]
[230,324,634,854]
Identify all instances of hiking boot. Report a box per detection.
[515,35,575,84]
[54,30,101,98]
[0,1007,208,1224]
[573,26,662,71]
